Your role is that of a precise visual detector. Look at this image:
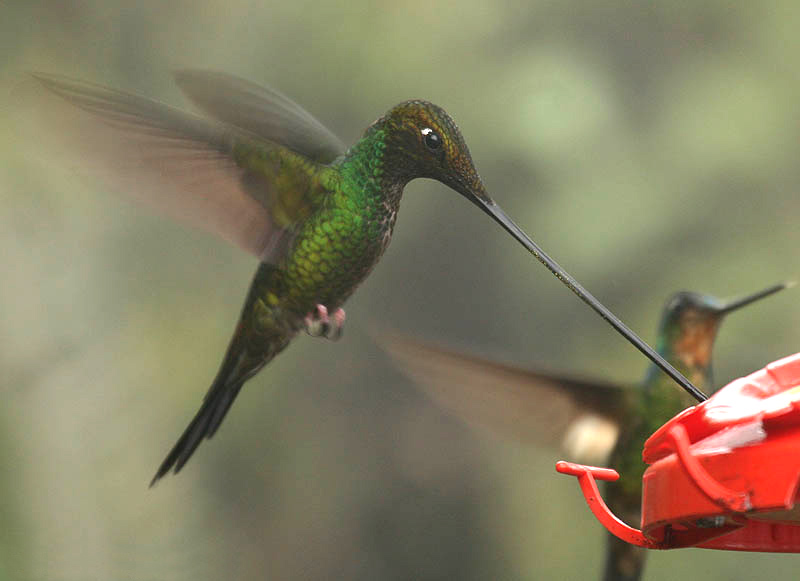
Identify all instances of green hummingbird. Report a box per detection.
[31,71,704,486]
[381,282,789,580]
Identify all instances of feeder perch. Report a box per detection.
[557,352,800,551]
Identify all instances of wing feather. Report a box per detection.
[381,335,632,463]
[173,70,345,164]
[23,72,339,261]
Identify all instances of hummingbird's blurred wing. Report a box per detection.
[381,335,632,465]
[25,73,341,262]
[173,70,345,164]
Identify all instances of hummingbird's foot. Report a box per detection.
[304,304,346,341]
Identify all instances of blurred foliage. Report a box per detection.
[2,1,800,579]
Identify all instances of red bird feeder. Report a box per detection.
[557,352,800,551]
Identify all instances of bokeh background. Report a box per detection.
[3,1,800,579]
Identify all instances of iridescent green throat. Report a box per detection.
[336,123,407,211]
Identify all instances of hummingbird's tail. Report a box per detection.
[149,339,254,485]
[150,266,293,486]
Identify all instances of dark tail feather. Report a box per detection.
[150,332,267,487]
[150,263,292,486]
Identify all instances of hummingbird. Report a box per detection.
[381,282,789,580]
[30,70,704,486]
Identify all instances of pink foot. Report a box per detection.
[304,304,345,341]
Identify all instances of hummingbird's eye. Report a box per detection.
[421,127,441,151]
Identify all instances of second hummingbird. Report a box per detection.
[381,281,790,580]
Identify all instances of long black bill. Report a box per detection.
[467,197,709,403]
[717,282,794,315]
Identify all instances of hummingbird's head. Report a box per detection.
[658,283,788,376]
[659,292,726,372]
[375,100,492,206]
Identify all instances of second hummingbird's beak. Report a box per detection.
[451,177,709,403]
[716,282,794,315]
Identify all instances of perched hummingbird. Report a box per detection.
[30,71,703,486]
[381,282,789,580]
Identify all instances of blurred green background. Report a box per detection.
[3,1,800,579]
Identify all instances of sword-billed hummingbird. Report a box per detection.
[381,282,789,580]
[30,71,706,485]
